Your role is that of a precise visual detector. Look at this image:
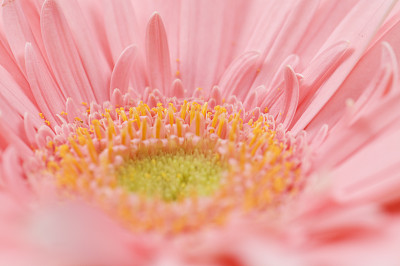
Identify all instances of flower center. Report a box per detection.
[117,148,224,202]
[26,92,309,234]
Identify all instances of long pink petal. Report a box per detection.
[295,0,359,64]
[145,13,172,95]
[57,0,111,103]
[1,147,31,200]
[0,64,41,126]
[25,43,65,126]
[178,0,249,94]
[0,98,24,148]
[23,112,36,147]
[331,129,400,205]
[259,55,300,112]
[65,98,84,123]
[218,51,260,100]
[292,0,397,134]
[0,39,31,99]
[279,66,299,130]
[347,43,397,123]
[251,0,319,89]
[104,0,140,61]
[316,93,400,168]
[2,0,38,73]
[302,16,400,135]
[110,44,137,96]
[298,41,350,105]
[0,116,32,156]
[41,0,95,103]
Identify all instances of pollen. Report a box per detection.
[27,94,308,234]
[117,149,223,202]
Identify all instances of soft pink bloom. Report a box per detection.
[0,0,400,265]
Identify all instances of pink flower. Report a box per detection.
[0,0,400,265]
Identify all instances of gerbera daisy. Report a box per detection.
[0,0,400,265]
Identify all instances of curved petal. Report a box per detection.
[145,13,172,95]
[279,66,300,130]
[292,0,398,134]
[2,0,38,73]
[110,44,137,95]
[218,51,260,100]
[41,0,95,103]
[104,0,140,61]
[25,43,65,126]
[58,0,111,102]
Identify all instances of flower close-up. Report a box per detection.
[1,0,400,265]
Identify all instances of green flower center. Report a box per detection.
[116,149,225,202]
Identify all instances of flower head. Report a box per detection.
[0,0,400,265]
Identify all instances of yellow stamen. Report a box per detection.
[141,118,147,140]
[107,127,114,142]
[127,120,134,139]
[92,119,102,139]
[201,102,208,117]
[195,111,201,136]
[217,114,225,137]
[120,108,128,121]
[229,114,240,141]
[129,107,134,119]
[69,137,83,158]
[86,135,98,163]
[176,118,182,137]
[181,100,187,120]
[121,126,128,146]
[168,105,174,126]
[108,142,113,161]
[251,133,266,156]
[155,117,162,139]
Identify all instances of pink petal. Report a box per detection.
[295,0,359,64]
[25,42,65,126]
[292,0,398,134]
[316,93,400,168]
[259,54,300,110]
[41,0,95,103]
[243,89,258,110]
[23,112,36,147]
[303,16,400,134]
[251,0,319,89]
[0,64,41,126]
[0,116,32,156]
[65,98,84,123]
[331,129,400,205]
[145,13,172,96]
[2,0,38,73]
[35,125,55,148]
[348,43,397,123]
[1,146,31,201]
[278,66,300,130]
[110,88,123,108]
[269,54,300,91]
[0,98,24,146]
[57,0,111,103]
[110,44,137,96]
[298,41,350,105]
[104,0,140,61]
[171,78,184,98]
[218,51,260,101]
[178,0,250,94]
